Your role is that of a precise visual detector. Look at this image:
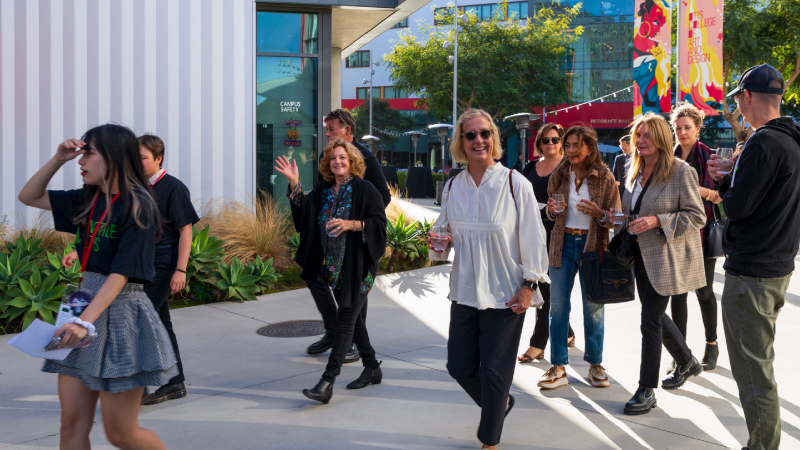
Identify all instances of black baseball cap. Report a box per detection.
[727,64,785,97]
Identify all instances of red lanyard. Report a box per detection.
[80,192,121,281]
[151,170,166,187]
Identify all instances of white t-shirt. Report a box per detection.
[565,169,592,230]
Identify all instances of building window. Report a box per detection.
[356,87,369,99]
[438,2,528,24]
[391,18,408,28]
[346,51,370,68]
[384,87,408,99]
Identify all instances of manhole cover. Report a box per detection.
[256,320,326,338]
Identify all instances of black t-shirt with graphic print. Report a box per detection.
[151,174,199,247]
[49,188,157,284]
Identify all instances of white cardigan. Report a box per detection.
[430,164,550,310]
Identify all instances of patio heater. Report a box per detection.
[428,123,455,205]
[361,135,380,154]
[407,131,422,168]
[503,112,540,167]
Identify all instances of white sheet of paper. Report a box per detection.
[538,202,547,210]
[7,319,73,361]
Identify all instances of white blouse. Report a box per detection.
[430,164,550,310]
[565,169,592,230]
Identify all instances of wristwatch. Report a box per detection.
[522,280,538,291]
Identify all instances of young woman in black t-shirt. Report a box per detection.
[18,124,176,449]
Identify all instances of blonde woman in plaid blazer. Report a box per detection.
[621,112,707,416]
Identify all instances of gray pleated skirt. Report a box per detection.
[42,271,179,393]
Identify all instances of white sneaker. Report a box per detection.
[538,365,568,389]
[588,364,610,387]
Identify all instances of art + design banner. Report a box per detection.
[679,0,724,116]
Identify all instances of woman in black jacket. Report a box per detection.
[275,138,387,404]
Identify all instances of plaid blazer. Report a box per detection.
[616,159,707,296]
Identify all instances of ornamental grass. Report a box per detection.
[7,211,74,254]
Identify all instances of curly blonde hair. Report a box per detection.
[449,109,504,164]
[669,102,705,130]
[319,139,366,182]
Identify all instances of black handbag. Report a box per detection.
[582,230,636,304]
[608,177,652,269]
[705,204,728,258]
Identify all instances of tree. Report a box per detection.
[384,2,583,123]
[349,98,415,161]
[721,0,800,139]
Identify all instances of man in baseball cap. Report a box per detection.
[709,63,800,450]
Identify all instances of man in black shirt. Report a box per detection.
[304,109,390,362]
[708,64,800,450]
[612,135,631,199]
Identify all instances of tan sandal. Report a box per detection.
[518,349,544,363]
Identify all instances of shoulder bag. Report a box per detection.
[581,228,635,304]
[705,204,728,258]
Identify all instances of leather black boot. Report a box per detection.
[346,361,382,389]
[306,335,335,355]
[624,387,656,415]
[702,343,719,371]
[662,356,703,390]
[303,379,333,404]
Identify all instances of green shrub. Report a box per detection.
[386,213,421,272]
[209,257,261,302]
[5,235,46,262]
[185,226,225,293]
[42,250,81,286]
[1,266,63,330]
[249,255,281,294]
[285,232,301,260]
[396,171,408,191]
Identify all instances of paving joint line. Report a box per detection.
[202,304,272,324]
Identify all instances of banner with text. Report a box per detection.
[633,0,672,117]
[679,0,724,116]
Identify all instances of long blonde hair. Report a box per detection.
[627,112,676,187]
[449,109,504,164]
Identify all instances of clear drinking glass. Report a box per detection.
[717,148,735,174]
[429,226,451,251]
[551,194,565,213]
[326,220,339,237]
[610,205,626,225]
[628,214,639,234]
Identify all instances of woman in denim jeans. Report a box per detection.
[538,126,619,390]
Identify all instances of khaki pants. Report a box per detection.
[722,271,789,450]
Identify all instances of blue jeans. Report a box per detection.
[548,233,604,366]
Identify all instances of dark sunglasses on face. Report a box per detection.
[463,129,493,141]
[540,137,560,145]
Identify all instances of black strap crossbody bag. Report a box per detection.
[608,176,651,269]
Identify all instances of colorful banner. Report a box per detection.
[679,0,724,116]
[633,0,672,117]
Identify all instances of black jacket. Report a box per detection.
[716,117,800,278]
[612,153,628,199]
[318,140,391,208]
[290,177,388,307]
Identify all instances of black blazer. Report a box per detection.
[612,153,628,199]
[290,177,388,307]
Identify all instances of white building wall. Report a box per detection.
[0,0,256,224]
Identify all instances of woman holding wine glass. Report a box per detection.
[275,138,387,404]
[668,102,724,371]
[620,112,707,415]
[428,109,549,450]
[517,123,577,363]
[538,126,620,391]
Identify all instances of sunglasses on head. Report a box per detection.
[540,137,560,145]
[463,129,493,141]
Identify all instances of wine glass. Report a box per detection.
[429,226,451,252]
[551,194,565,213]
[717,148,735,175]
[610,204,626,225]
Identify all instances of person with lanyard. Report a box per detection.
[708,64,800,450]
[667,103,723,372]
[276,138,387,404]
[517,123,576,363]
[18,124,177,449]
[303,109,391,365]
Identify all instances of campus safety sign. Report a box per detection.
[679,0,724,115]
[633,0,672,117]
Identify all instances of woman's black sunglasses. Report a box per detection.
[540,137,560,145]
[463,129,493,141]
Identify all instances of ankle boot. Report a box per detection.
[346,361,382,389]
[702,343,719,371]
[303,379,333,404]
[624,387,656,415]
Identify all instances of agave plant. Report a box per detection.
[1,266,64,330]
[185,226,225,292]
[209,257,261,302]
[249,255,281,294]
[386,213,421,272]
[42,251,82,286]
[0,247,35,305]
[5,235,46,261]
[285,232,301,260]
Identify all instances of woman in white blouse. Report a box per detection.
[428,109,549,450]
[538,126,620,391]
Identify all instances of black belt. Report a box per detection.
[157,244,175,249]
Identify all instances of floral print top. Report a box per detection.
[289,178,375,294]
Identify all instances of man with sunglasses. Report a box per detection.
[303,109,391,362]
[612,135,632,198]
[708,64,800,450]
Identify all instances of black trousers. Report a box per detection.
[528,223,574,349]
[143,247,184,385]
[633,244,692,389]
[306,275,339,337]
[669,257,718,342]
[448,302,525,447]
[322,292,378,383]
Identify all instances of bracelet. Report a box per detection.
[175,268,186,273]
[65,317,96,336]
